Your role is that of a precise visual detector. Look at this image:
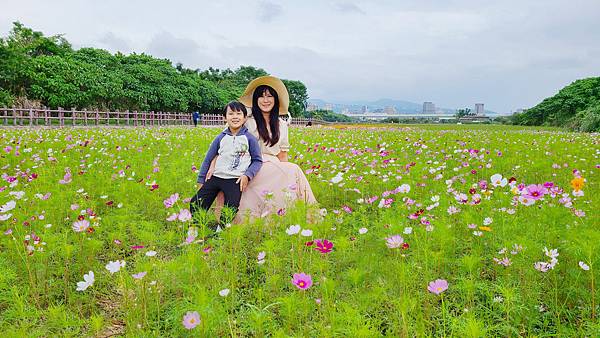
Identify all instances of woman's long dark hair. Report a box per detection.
[252,85,280,147]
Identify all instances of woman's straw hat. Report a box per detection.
[239,75,289,115]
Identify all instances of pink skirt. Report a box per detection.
[214,154,317,222]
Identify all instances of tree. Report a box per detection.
[455,108,471,119]
[282,79,308,117]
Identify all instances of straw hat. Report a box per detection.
[239,75,289,115]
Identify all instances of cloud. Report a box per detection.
[2,0,600,112]
[335,2,365,15]
[97,32,131,53]
[257,1,283,22]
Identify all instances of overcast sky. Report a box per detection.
[2,0,599,113]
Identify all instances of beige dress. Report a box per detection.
[215,114,317,222]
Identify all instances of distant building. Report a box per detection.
[306,103,318,112]
[475,103,485,116]
[361,105,369,114]
[423,102,436,114]
[324,104,333,111]
[383,106,397,114]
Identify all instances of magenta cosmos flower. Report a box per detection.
[182,311,201,329]
[385,235,404,249]
[292,273,313,290]
[427,279,449,295]
[524,184,547,200]
[314,239,334,254]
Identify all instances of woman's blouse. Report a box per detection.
[244,114,290,156]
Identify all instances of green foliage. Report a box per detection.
[282,79,308,117]
[455,108,472,119]
[0,23,307,114]
[304,109,355,122]
[513,77,600,131]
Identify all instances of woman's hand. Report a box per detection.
[207,155,218,180]
[277,151,288,162]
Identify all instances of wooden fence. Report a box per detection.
[0,107,328,127]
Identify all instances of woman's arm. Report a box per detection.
[277,118,290,162]
[277,151,288,162]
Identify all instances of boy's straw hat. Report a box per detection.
[239,75,289,115]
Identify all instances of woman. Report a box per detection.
[211,76,317,222]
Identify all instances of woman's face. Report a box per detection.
[257,89,275,113]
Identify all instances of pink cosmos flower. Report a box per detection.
[427,279,449,295]
[163,193,179,208]
[292,273,313,290]
[524,184,547,200]
[178,209,192,222]
[182,311,201,330]
[59,170,72,184]
[314,239,334,254]
[385,235,404,249]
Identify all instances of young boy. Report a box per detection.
[190,101,262,225]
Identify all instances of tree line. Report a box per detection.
[512,77,600,132]
[0,22,308,116]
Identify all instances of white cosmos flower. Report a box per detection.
[398,184,411,193]
[0,200,16,213]
[76,271,95,291]
[285,224,301,235]
[490,174,507,187]
[301,229,313,237]
[579,261,590,271]
[105,260,125,274]
[219,288,230,297]
[331,173,343,184]
[9,191,25,199]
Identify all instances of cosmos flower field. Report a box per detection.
[0,124,598,337]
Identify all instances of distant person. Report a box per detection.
[306,120,312,127]
[190,102,262,227]
[192,111,200,127]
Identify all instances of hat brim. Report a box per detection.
[239,76,290,116]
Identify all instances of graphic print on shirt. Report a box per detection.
[229,139,249,171]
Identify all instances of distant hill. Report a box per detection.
[308,98,497,115]
[513,77,600,132]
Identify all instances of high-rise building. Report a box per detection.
[324,104,333,111]
[423,102,435,114]
[475,103,484,116]
[361,105,369,114]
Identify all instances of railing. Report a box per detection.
[0,107,330,127]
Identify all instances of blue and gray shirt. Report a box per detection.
[197,126,263,184]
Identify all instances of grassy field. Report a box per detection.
[0,124,598,337]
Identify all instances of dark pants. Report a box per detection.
[193,118,198,127]
[190,177,241,224]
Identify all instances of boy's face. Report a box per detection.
[225,107,246,130]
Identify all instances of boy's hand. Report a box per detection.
[236,175,249,192]
[207,156,218,180]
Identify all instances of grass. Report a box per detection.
[0,124,598,336]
